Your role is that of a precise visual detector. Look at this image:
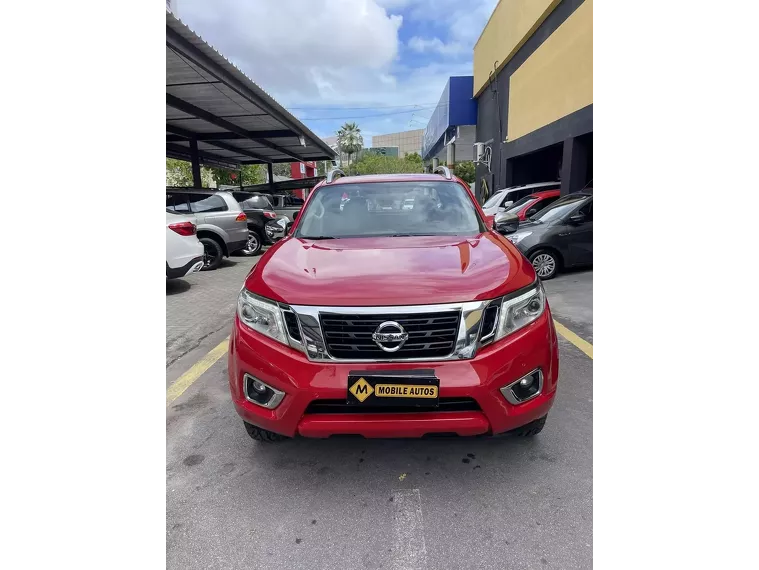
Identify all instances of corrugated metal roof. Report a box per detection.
[166,12,335,168]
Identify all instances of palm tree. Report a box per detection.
[336,122,363,175]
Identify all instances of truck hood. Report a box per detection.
[245,234,535,306]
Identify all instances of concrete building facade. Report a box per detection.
[371,129,424,158]
[473,0,592,202]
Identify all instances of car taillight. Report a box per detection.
[263,211,277,219]
[169,222,196,236]
[236,212,247,222]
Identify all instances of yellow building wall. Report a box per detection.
[473,0,561,97]
[507,0,593,141]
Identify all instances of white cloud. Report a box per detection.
[407,36,467,55]
[178,0,403,104]
[173,0,495,138]
[403,0,499,47]
[375,0,413,8]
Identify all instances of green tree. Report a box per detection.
[405,152,423,164]
[353,154,424,175]
[272,163,292,178]
[452,161,475,184]
[166,158,214,187]
[336,122,363,175]
[209,164,266,186]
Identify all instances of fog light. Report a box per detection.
[243,374,285,409]
[500,369,543,405]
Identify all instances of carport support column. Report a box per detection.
[267,163,274,190]
[432,157,439,170]
[189,139,202,188]
[560,137,589,196]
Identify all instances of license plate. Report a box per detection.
[347,370,439,407]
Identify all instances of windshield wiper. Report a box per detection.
[389,233,436,237]
[299,235,338,240]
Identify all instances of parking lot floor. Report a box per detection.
[166,268,593,570]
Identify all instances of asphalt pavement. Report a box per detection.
[166,266,593,570]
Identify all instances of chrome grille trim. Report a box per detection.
[286,300,494,362]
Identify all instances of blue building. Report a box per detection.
[422,76,478,167]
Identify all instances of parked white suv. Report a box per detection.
[166,189,249,270]
[482,182,560,217]
[166,212,204,279]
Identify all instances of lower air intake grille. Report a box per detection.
[320,311,460,360]
[305,397,480,414]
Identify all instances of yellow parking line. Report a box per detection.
[553,320,593,359]
[166,337,229,406]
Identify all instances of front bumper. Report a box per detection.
[228,308,559,438]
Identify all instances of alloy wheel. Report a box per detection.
[532,253,556,278]
[242,233,260,255]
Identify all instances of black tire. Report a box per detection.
[243,421,288,443]
[511,415,547,437]
[529,249,559,280]
[199,237,224,271]
[241,230,263,256]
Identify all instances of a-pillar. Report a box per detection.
[560,136,589,196]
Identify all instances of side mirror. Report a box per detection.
[285,222,295,235]
[568,213,586,225]
[292,210,299,221]
[502,200,514,209]
[494,212,520,235]
[484,215,495,228]
[526,208,538,217]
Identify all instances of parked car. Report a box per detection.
[482,182,560,217]
[496,191,593,280]
[265,217,287,243]
[262,193,304,222]
[233,192,283,255]
[502,190,562,221]
[228,170,559,443]
[166,189,249,270]
[166,211,204,279]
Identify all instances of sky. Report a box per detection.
[174,0,498,144]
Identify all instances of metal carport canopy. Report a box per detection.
[166,12,335,182]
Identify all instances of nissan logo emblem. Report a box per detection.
[371,321,409,352]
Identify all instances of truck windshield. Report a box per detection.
[295,181,485,238]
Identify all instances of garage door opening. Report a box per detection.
[507,143,564,187]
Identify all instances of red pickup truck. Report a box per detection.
[228,169,559,442]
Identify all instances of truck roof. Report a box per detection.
[326,173,463,185]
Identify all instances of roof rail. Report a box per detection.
[434,165,452,180]
[326,168,346,184]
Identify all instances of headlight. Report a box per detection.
[494,282,546,341]
[507,231,532,244]
[237,289,288,345]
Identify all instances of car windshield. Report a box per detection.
[531,194,589,223]
[504,195,537,213]
[295,181,485,238]
[483,190,505,209]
